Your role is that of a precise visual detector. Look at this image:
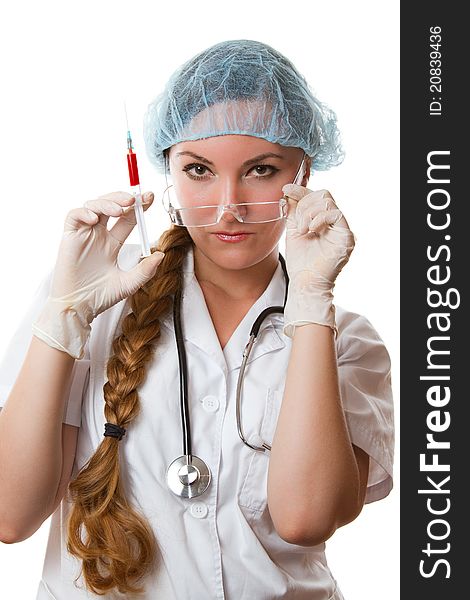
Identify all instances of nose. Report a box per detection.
[217,204,248,224]
[214,174,248,222]
[218,174,240,206]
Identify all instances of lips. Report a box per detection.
[212,231,252,235]
[212,231,253,243]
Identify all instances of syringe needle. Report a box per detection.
[124,100,130,131]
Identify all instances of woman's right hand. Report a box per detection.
[32,191,165,359]
[52,190,165,318]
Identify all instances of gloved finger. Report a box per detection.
[285,186,337,229]
[282,183,313,202]
[286,193,323,231]
[64,207,102,232]
[109,192,154,244]
[285,196,300,229]
[121,192,154,216]
[83,197,131,228]
[95,191,139,225]
[288,193,332,233]
[307,209,344,234]
[96,191,135,203]
[295,191,351,233]
[283,184,336,206]
[118,250,166,297]
[323,196,352,230]
[283,184,312,228]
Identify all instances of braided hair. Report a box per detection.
[66,225,193,595]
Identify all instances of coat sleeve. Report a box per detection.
[0,269,90,427]
[335,307,395,504]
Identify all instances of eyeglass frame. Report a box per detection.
[161,152,308,228]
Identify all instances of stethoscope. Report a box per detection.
[166,252,290,498]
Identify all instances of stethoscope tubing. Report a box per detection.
[168,253,289,497]
[173,287,192,457]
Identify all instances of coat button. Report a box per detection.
[201,395,219,412]
[190,502,208,518]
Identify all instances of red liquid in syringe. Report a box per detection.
[127,132,140,186]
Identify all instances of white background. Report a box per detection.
[0,1,400,598]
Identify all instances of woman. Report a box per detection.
[0,40,394,599]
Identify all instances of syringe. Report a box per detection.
[124,104,151,257]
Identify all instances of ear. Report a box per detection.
[301,156,312,187]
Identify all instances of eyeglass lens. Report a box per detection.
[171,201,286,227]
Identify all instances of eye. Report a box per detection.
[182,163,213,180]
[248,164,279,178]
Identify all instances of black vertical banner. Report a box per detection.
[401,4,466,598]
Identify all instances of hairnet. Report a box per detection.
[143,39,344,174]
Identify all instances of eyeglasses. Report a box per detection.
[162,152,307,228]
[162,194,288,227]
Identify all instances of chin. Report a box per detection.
[200,242,279,272]
[207,247,257,270]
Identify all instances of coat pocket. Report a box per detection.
[237,387,282,512]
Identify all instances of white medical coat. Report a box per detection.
[0,243,394,600]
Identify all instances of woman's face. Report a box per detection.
[167,135,309,272]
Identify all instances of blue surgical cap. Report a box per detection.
[143,39,344,174]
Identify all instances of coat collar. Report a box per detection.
[162,246,288,374]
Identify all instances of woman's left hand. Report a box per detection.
[281,184,356,338]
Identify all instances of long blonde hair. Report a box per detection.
[66,224,193,596]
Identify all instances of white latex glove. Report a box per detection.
[282,184,356,338]
[32,191,165,359]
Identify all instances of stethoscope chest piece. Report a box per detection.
[167,455,211,498]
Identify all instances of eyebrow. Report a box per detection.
[175,151,285,167]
